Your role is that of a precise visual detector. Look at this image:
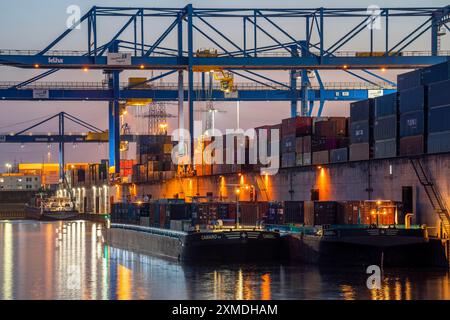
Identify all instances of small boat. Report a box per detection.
[26,194,79,221]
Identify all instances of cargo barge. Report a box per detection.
[284,225,441,267]
[105,224,284,262]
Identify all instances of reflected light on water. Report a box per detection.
[2,223,13,300]
[0,221,449,300]
[117,264,132,300]
[261,274,271,300]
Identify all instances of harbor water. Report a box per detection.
[0,220,449,300]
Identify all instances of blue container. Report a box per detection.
[330,148,348,163]
[428,79,450,108]
[350,121,371,144]
[397,69,421,91]
[374,93,398,117]
[281,152,296,168]
[350,99,373,122]
[421,61,450,86]
[374,139,397,159]
[400,111,425,137]
[428,131,450,154]
[374,115,397,141]
[428,105,450,133]
[281,134,296,153]
[399,86,425,113]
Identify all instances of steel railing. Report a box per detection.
[0,81,396,91]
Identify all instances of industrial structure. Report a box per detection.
[0,5,448,176]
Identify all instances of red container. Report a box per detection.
[314,117,348,137]
[399,135,425,156]
[282,117,313,137]
[159,204,166,228]
[239,203,258,226]
[337,201,360,224]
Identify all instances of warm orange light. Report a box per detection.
[316,166,330,200]
[381,67,386,72]
[376,200,382,206]
[235,188,240,194]
[371,210,376,215]
[34,64,40,68]
[83,67,89,72]
[317,166,322,170]
[343,65,348,69]
[140,64,145,69]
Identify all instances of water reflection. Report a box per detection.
[0,221,449,300]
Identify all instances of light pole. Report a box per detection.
[5,163,12,173]
[235,187,240,228]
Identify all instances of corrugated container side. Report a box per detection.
[330,148,348,163]
[350,99,373,122]
[281,134,296,153]
[350,120,371,144]
[281,152,296,168]
[421,61,450,86]
[281,116,313,136]
[374,139,397,159]
[295,137,303,154]
[303,153,312,166]
[399,111,425,137]
[374,115,397,141]
[428,105,450,133]
[428,131,450,154]
[314,117,348,137]
[428,79,450,108]
[313,201,338,225]
[296,153,304,166]
[303,135,312,153]
[397,69,421,91]
[399,86,425,113]
[337,201,360,225]
[312,150,329,165]
[374,92,398,118]
[349,143,371,161]
[284,201,304,224]
[399,135,425,156]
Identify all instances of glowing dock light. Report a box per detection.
[139,64,145,69]
[83,67,89,72]
[34,64,40,68]
[381,67,386,72]
[342,65,348,69]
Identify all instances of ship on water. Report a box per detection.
[26,194,79,221]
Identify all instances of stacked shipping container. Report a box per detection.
[374,93,398,158]
[349,99,374,161]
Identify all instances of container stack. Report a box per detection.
[349,99,374,161]
[313,117,348,164]
[373,93,398,158]
[281,117,312,168]
[398,73,427,156]
[426,63,450,154]
[133,135,174,183]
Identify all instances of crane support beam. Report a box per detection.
[0,88,396,102]
[0,55,447,70]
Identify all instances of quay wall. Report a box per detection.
[122,153,450,235]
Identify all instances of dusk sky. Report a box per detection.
[0,0,448,170]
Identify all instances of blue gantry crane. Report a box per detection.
[0,5,448,176]
[0,112,147,181]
